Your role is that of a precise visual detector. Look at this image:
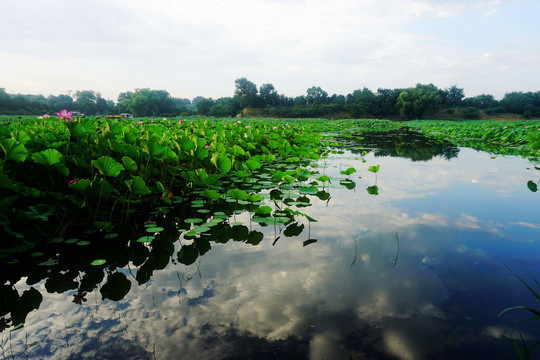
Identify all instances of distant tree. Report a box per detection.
[293,96,307,106]
[197,98,215,115]
[74,90,98,115]
[305,86,328,105]
[208,97,241,117]
[329,94,346,106]
[48,94,74,112]
[462,94,498,109]
[234,78,259,108]
[376,88,403,117]
[500,91,539,116]
[396,84,442,119]
[348,88,377,118]
[439,85,464,108]
[259,83,279,107]
[192,96,205,105]
[121,88,160,116]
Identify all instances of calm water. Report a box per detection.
[2,131,540,359]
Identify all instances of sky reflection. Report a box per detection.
[4,145,540,360]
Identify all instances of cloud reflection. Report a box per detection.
[5,147,540,360]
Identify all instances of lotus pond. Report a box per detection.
[1,117,540,359]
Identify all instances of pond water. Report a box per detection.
[2,130,540,359]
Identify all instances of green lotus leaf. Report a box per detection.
[368,165,380,173]
[122,156,138,171]
[10,130,31,144]
[245,159,262,171]
[0,139,29,163]
[68,178,91,191]
[92,156,124,177]
[130,175,151,195]
[32,148,63,166]
[211,153,232,174]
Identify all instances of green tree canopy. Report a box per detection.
[396,83,442,119]
[305,86,328,105]
[234,78,259,108]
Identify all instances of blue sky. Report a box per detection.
[1,0,539,101]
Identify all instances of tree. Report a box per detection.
[440,85,464,108]
[120,89,160,116]
[208,97,241,117]
[74,90,98,115]
[234,78,259,108]
[396,84,442,119]
[462,94,498,109]
[197,98,215,115]
[305,86,328,105]
[259,83,279,107]
[348,88,377,118]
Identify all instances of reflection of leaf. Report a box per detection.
[303,239,318,247]
[11,287,43,326]
[367,185,379,195]
[527,180,538,192]
[316,190,330,201]
[177,244,198,265]
[340,179,356,190]
[246,231,264,245]
[100,272,132,301]
[284,223,305,237]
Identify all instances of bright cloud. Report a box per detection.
[0,0,538,100]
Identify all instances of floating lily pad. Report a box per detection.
[91,259,107,266]
[104,233,119,239]
[146,227,164,232]
[38,258,58,266]
[65,238,79,244]
[137,236,155,243]
[76,241,91,246]
[31,252,44,257]
[184,218,203,224]
[191,226,211,233]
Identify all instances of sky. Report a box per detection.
[1,0,539,101]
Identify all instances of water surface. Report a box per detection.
[2,131,540,359]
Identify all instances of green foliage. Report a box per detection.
[92,156,125,177]
[396,83,442,119]
[0,139,28,162]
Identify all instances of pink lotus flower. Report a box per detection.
[264,134,268,137]
[237,121,242,124]
[204,145,210,149]
[178,120,184,125]
[56,109,73,122]
[525,126,529,129]
[273,126,278,129]
[68,180,78,185]
[245,126,250,129]
[43,114,50,118]
[137,120,144,125]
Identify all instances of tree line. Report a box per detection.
[1,79,539,119]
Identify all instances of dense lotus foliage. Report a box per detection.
[407,119,540,157]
